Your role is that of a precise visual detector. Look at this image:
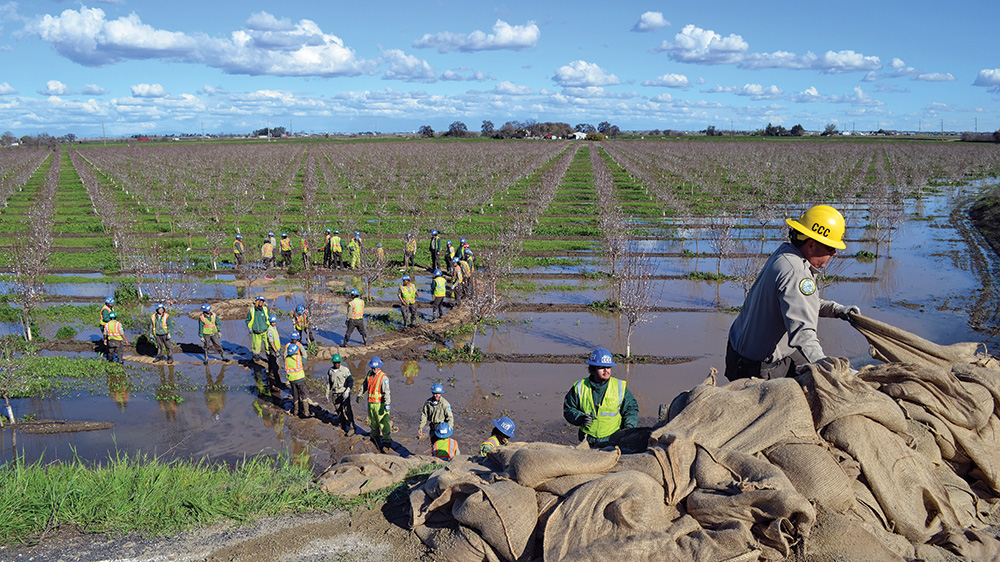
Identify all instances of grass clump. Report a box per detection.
[0,452,347,545]
[55,326,77,340]
[427,344,483,364]
[684,271,728,281]
[587,299,620,312]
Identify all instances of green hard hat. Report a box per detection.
[331,353,342,363]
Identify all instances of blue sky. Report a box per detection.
[0,0,998,137]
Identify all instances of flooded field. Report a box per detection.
[5,189,1000,473]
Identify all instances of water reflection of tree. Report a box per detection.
[402,361,419,386]
[107,364,130,412]
[204,363,227,419]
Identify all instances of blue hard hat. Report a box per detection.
[281,232,287,237]
[287,343,299,355]
[350,289,360,297]
[155,303,165,310]
[201,304,212,312]
[434,422,453,439]
[460,238,466,244]
[334,230,339,234]
[268,232,274,237]
[354,230,360,237]
[402,275,411,281]
[325,228,331,233]
[452,257,460,263]
[431,230,438,235]
[236,234,243,239]
[431,383,444,394]
[290,331,301,340]
[433,269,442,276]
[464,248,472,255]
[255,295,266,301]
[269,314,278,323]
[295,304,305,314]
[446,240,452,245]
[377,242,382,247]
[585,347,616,368]
[104,297,115,305]
[493,416,516,439]
[368,356,383,369]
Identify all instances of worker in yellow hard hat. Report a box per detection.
[725,204,860,381]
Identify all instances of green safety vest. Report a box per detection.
[574,377,626,439]
[433,277,446,298]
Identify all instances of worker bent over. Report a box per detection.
[432,422,459,461]
[480,416,515,456]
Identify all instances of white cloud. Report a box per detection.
[706,83,783,100]
[791,86,883,106]
[82,84,107,95]
[198,85,230,95]
[553,60,620,87]
[741,50,881,74]
[493,81,534,95]
[441,67,491,81]
[655,24,748,64]
[916,73,955,82]
[642,73,689,88]
[412,20,539,53]
[973,69,1000,92]
[632,11,669,32]
[381,49,437,83]
[925,102,951,111]
[29,7,375,77]
[131,83,166,97]
[0,81,17,95]
[561,87,636,99]
[38,80,69,95]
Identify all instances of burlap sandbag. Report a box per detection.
[796,357,909,434]
[413,523,501,562]
[318,453,422,498]
[542,471,677,562]
[789,505,908,562]
[822,414,960,543]
[688,445,815,559]
[507,445,620,488]
[850,313,981,367]
[654,377,818,455]
[764,440,856,513]
[451,479,538,562]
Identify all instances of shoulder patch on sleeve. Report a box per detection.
[799,278,816,296]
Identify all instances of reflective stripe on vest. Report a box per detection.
[300,238,308,252]
[480,435,501,455]
[262,243,273,258]
[280,238,292,251]
[234,240,243,254]
[574,377,626,439]
[434,438,458,460]
[400,284,417,304]
[201,313,218,334]
[100,305,112,325]
[460,261,471,277]
[286,354,305,381]
[331,236,342,251]
[151,312,169,333]
[367,370,387,403]
[376,247,385,261]
[266,326,281,353]
[248,305,269,331]
[105,320,124,340]
[406,239,416,252]
[433,277,446,297]
[349,298,364,319]
[452,266,463,284]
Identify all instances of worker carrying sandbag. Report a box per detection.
[725,204,860,381]
[563,347,638,448]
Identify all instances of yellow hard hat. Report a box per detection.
[786,205,846,250]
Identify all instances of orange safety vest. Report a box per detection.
[480,435,501,456]
[150,312,170,334]
[300,238,308,252]
[367,369,387,403]
[233,240,244,254]
[331,236,342,252]
[293,310,309,329]
[285,353,305,382]
[100,305,113,326]
[105,320,124,340]
[451,265,463,284]
[433,438,459,460]
[262,242,273,258]
[201,312,218,334]
[376,247,385,261]
[348,298,365,319]
[405,238,417,253]
[280,238,292,251]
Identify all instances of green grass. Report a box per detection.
[3,356,123,398]
[685,271,728,281]
[427,344,483,364]
[0,451,382,545]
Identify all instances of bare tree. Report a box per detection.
[7,235,46,341]
[617,251,659,358]
[355,246,388,300]
[463,247,508,355]
[0,337,29,424]
[729,240,766,299]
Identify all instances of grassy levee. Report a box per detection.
[0,451,437,545]
[0,152,50,231]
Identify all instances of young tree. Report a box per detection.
[463,247,508,355]
[617,251,659,358]
[356,245,388,301]
[0,337,30,424]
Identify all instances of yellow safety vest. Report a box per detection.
[400,283,417,304]
[300,238,308,252]
[293,310,309,329]
[266,325,281,353]
[201,312,218,334]
[376,247,385,261]
[367,369,387,403]
[405,238,416,253]
[247,305,270,331]
[433,438,459,460]
[349,298,365,319]
[460,260,471,278]
[105,320,124,340]
[451,265,463,285]
[574,377,626,439]
[480,435,501,456]
[261,242,273,258]
[331,236,342,251]
[233,240,244,254]
[433,277,447,297]
[150,312,170,334]
[285,354,305,382]
[280,238,292,251]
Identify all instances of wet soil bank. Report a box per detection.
[970,187,1000,258]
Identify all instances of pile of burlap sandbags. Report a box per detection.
[322,314,1000,561]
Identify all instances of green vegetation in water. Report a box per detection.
[498,279,537,292]
[587,298,621,312]
[427,344,483,364]
[685,271,728,281]
[0,451,389,546]
[5,356,123,398]
[855,250,877,262]
[55,326,78,340]
[0,303,102,326]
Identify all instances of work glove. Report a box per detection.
[341,389,350,401]
[580,414,595,426]
[835,304,861,320]
[355,395,361,403]
[385,404,390,412]
[167,334,171,341]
